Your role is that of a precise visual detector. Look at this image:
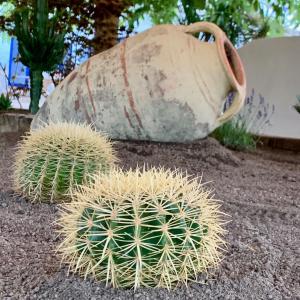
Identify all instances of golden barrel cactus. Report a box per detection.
[14,122,116,203]
[57,168,226,289]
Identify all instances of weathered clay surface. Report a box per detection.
[32,22,246,142]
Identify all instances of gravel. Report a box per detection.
[0,136,299,299]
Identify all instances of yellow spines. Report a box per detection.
[57,167,226,290]
[14,122,117,203]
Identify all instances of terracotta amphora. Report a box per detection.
[32,22,246,142]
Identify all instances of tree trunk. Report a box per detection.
[93,0,130,54]
[29,69,43,114]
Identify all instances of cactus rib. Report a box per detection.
[14,122,117,203]
[57,168,226,289]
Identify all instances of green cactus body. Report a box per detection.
[58,169,225,289]
[14,123,117,203]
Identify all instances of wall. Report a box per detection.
[0,36,10,94]
[238,37,300,139]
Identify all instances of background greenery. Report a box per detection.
[0,0,298,146]
[1,0,299,53]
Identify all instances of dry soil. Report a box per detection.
[0,135,299,300]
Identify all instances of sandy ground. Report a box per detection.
[0,135,299,299]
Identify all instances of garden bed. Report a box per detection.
[0,135,299,299]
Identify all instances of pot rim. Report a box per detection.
[217,35,246,93]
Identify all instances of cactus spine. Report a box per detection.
[14,122,117,203]
[57,168,225,289]
[14,0,65,114]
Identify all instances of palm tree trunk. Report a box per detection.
[92,0,130,54]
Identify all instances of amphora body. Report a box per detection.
[32,22,246,142]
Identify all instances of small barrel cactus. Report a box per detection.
[14,122,117,203]
[57,168,226,289]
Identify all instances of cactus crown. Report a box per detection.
[57,168,226,290]
[14,122,117,203]
[15,0,65,71]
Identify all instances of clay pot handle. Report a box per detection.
[182,22,246,126]
[216,83,246,125]
[182,21,225,42]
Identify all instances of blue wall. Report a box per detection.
[0,36,11,93]
[0,36,10,68]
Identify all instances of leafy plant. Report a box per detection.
[212,119,256,151]
[2,0,300,56]
[294,95,300,114]
[126,0,300,46]
[212,89,275,151]
[14,122,117,203]
[57,168,225,290]
[0,93,12,110]
[14,0,66,114]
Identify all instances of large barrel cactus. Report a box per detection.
[14,122,116,203]
[57,168,225,289]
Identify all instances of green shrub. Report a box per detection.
[213,89,274,151]
[57,168,225,290]
[0,93,12,110]
[212,119,256,151]
[14,122,117,203]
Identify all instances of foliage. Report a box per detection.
[1,0,299,52]
[197,1,269,46]
[236,89,275,134]
[121,0,300,46]
[123,0,178,29]
[294,95,300,114]
[14,122,117,203]
[212,89,275,151]
[177,0,300,46]
[0,93,12,110]
[212,119,256,151]
[1,0,299,88]
[14,0,65,114]
[57,168,225,289]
